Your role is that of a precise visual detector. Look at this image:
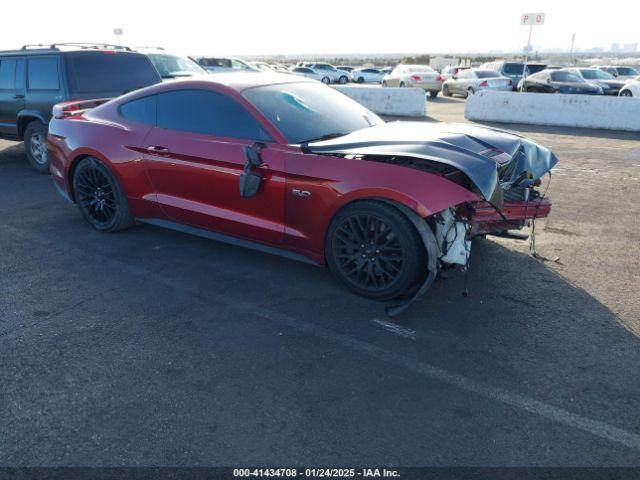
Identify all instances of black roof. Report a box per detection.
[0,43,132,56]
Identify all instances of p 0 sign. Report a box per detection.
[521,13,545,26]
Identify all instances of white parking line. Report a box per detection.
[259,309,640,452]
[6,223,640,452]
[372,318,416,339]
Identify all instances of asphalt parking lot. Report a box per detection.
[1,99,639,467]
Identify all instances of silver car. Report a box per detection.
[442,69,513,98]
[382,64,443,97]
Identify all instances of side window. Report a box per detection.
[0,59,16,90]
[120,95,156,125]
[156,89,272,141]
[28,57,60,90]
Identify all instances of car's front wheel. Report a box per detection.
[442,84,451,97]
[72,157,134,232]
[24,120,49,174]
[325,201,426,300]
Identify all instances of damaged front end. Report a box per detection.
[307,122,558,315]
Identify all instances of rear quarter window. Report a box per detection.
[28,57,60,90]
[120,95,156,125]
[65,52,159,95]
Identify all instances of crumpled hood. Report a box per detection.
[306,121,559,209]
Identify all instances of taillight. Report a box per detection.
[479,80,489,87]
[102,50,117,55]
[411,75,422,81]
[436,75,444,81]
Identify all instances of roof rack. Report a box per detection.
[21,42,132,51]
[134,46,165,51]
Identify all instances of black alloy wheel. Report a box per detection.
[326,201,425,300]
[73,157,134,232]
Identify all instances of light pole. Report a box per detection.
[570,33,576,65]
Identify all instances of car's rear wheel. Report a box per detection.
[357,76,365,83]
[338,75,349,84]
[72,157,134,232]
[620,90,633,97]
[325,201,426,300]
[429,90,438,98]
[466,87,474,98]
[321,76,330,84]
[24,121,49,174]
[442,84,451,96]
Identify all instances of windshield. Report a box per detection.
[475,70,500,78]
[551,71,582,83]
[503,63,524,75]
[617,67,639,76]
[580,69,614,80]
[243,82,382,144]
[148,54,206,78]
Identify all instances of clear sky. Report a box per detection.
[1,0,638,56]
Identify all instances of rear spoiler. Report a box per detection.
[52,98,112,119]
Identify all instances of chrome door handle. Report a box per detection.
[147,145,170,155]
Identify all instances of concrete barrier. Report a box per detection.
[332,85,426,117]
[465,91,640,132]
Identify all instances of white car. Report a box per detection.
[291,66,331,84]
[196,57,258,73]
[249,61,274,72]
[304,63,351,84]
[597,66,640,82]
[351,68,385,84]
[382,64,444,97]
[619,79,640,97]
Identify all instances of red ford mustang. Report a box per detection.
[47,73,557,315]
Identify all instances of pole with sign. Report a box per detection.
[520,13,545,91]
[113,27,123,46]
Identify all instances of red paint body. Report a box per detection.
[47,76,550,265]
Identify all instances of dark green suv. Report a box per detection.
[0,43,161,173]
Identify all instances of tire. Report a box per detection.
[357,77,364,84]
[429,90,438,98]
[72,157,135,232]
[381,80,387,87]
[620,90,632,97]
[338,75,349,84]
[24,120,50,174]
[321,76,330,84]
[466,87,474,98]
[325,200,426,300]
[442,84,451,97]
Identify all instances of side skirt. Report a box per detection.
[137,218,321,267]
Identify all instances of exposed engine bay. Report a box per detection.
[307,122,558,315]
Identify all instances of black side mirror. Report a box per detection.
[239,143,264,198]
